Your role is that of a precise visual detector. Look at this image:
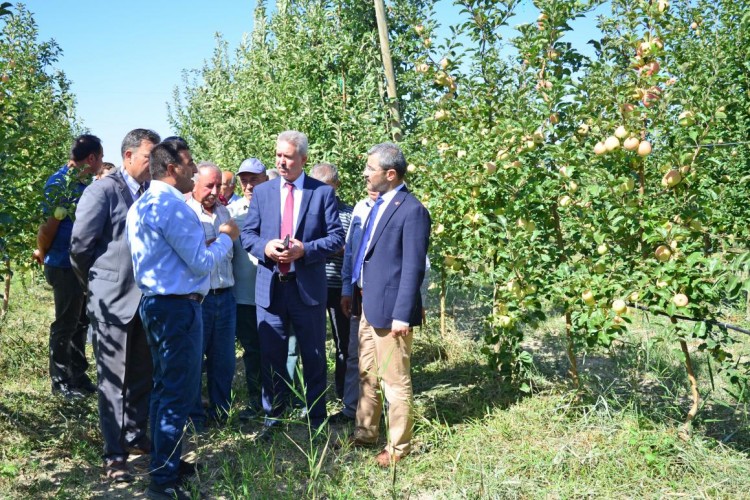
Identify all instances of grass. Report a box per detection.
[2,273,750,498]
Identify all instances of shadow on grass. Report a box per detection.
[526,320,750,456]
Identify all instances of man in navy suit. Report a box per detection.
[348,142,430,467]
[241,130,344,431]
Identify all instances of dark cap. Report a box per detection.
[237,158,266,175]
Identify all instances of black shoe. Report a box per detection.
[178,459,203,478]
[52,384,87,400]
[255,419,281,443]
[238,405,260,421]
[328,411,355,425]
[74,376,97,395]
[146,481,192,500]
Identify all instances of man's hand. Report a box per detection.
[32,248,44,265]
[264,239,286,261]
[341,295,352,318]
[218,219,240,240]
[277,238,305,264]
[391,324,411,338]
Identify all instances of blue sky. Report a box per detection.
[18,1,602,164]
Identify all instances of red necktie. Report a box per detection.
[279,182,294,275]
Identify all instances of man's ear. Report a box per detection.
[123,149,133,164]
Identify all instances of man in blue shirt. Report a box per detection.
[33,134,103,400]
[126,138,239,500]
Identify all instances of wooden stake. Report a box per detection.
[373,0,402,142]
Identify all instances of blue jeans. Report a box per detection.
[140,296,202,486]
[191,291,236,424]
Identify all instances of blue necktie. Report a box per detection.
[351,196,383,285]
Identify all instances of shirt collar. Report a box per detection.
[281,172,306,191]
[121,168,141,196]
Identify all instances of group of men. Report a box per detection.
[36,129,430,500]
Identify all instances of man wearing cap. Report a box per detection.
[227,158,268,419]
[241,130,344,433]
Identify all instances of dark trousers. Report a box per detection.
[44,265,89,390]
[236,303,261,408]
[140,296,202,486]
[93,315,152,461]
[326,286,351,399]
[257,279,327,427]
[191,291,236,424]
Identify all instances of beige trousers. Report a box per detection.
[354,310,414,457]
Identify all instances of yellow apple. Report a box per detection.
[577,123,590,136]
[637,140,652,156]
[407,164,417,173]
[629,292,639,302]
[614,125,628,139]
[597,243,608,256]
[678,111,695,127]
[604,135,620,152]
[439,57,449,70]
[612,299,627,315]
[655,245,672,262]
[484,161,497,174]
[661,169,682,188]
[456,150,467,159]
[414,24,425,35]
[498,315,513,328]
[559,195,572,207]
[435,223,445,234]
[673,293,689,307]
[434,109,450,121]
[582,290,595,306]
[623,137,640,151]
[594,141,607,155]
[568,181,578,192]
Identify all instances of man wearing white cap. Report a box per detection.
[228,158,268,419]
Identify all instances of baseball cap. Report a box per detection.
[237,158,266,175]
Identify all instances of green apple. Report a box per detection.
[612,299,627,315]
[53,206,68,220]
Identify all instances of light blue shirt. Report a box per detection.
[228,197,258,305]
[341,196,374,297]
[126,180,233,297]
[187,196,235,290]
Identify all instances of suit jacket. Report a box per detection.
[361,187,431,329]
[70,170,141,325]
[241,175,345,308]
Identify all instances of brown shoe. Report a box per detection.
[375,449,404,467]
[105,460,134,483]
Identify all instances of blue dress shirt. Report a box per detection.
[126,180,233,297]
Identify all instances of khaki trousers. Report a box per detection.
[354,310,414,457]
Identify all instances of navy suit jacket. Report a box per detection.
[361,187,431,329]
[241,174,344,308]
[70,170,141,325]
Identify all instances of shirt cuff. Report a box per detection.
[392,319,410,330]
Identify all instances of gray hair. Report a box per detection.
[121,129,160,158]
[197,161,222,178]
[367,142,407,178]
[310,163,339,184]
[266,168,280,180]
[277,130,308,157]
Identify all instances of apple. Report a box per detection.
[678,111,695,127]
[559,195,572,207]
[415,63,429,73]
[8,59,15,69]
[597,243,608,255]
[507,280,522,294]
[690,21,698,30]
[655,245,672,262]
[549,113,560,125]
[471,187,480,198]
[53,206,68,220]
[548,49,560,60]
[407,164,417,173]
[679,165,691,176]
[537,13,548,22]
[637,140,652,156]
[414,24,425,35]
[612,299,627,315]
[558,166,570,178]
[673,293,689,307]
[688,219,703,231]
[656,280,669,288]
[661,169,682,188]
[641,61,660,76]
[498,315,513,328]
[582,290,595,306]
[1,74,8,83]
[435,223,445,234]
[593,262,606,274]
[657,0,669,13]
[637,41,652,57]
[440,57,449,70]
[569,181,578,193]
[614,125,628,139]
[496,149,510,161]
[629,292,639,302]
[444,255,456,267]
[623,137,640,151]
[456,150,467,159]
[510,160,522,169]
[594,141,607,155]
[434,109,450,121]
[577,123,590,135]
[424,38,432,48]
[484,161,497,174]
[621,103,635,115]
[669,240,678,251]
[604,135,620,151]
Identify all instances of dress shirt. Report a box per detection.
[227,193,241,205]
[341,196,375,297]
[121,168,143,200]
[278,172,306,272]
[187,197,235,290]
[126,180,233,297]
[228,197,259,305]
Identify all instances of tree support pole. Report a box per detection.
[679,340,700,441]
[373,0,402,142]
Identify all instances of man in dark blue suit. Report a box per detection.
[241,130,344,431]
[348,142,430,467]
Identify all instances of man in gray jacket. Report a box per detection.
[70,128,159,482]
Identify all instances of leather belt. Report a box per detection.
[277,272,297,283]
[208,287,231,295]
[163,293,204,304]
